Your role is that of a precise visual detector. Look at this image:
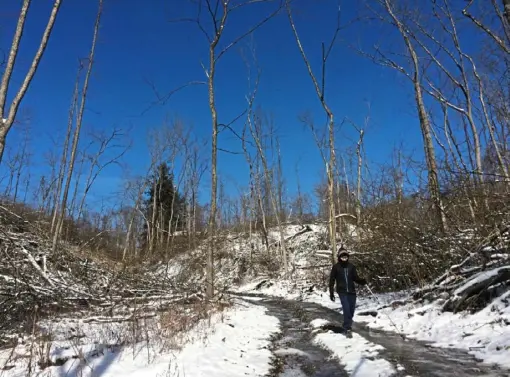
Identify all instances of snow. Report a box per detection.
[312,329,396,377]
[273,348,309,357]
[453,266,510,296]
[309,316,396,376]
[237,279,510,370]
[357,290,510,369]
[2,220,508,375]
[309,318,330,328]
[229,221,510,371]
[0,300,280,377]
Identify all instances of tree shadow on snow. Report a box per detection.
[56,344,122,377]
[350,358,367,377]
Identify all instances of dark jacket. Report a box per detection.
[329,262,366,295]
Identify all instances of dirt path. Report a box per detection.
[236,294,509,377]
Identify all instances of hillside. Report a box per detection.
[0,204,202,347]
[0,202,510,375]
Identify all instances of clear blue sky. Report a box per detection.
[0,0,424,209]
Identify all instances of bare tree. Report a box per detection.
[0,0,62,163]
[175,0,282,298]
[52,0,103,252]
[185,141,207,250]
[275,136,286,221]
[122,175,151,261]
[51,62,84,233]
[403,1,507,206]
[389,144,406,222]
[293,161,305,222]
[240,51,271,253]
[77,128,130,221]
[242,110,270,252]
[382,1,510,205]
[3,149,17,198]
[40,146,59,214]
[248,110,289,272]
[11,117,32,203]
[364,0,449,232]
[70,144,93,219]
[286,1,342,261]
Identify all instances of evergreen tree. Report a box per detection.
[141,162,186,253]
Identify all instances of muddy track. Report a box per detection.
[262,297,348,377]
[234,293,509,377]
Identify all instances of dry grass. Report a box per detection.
[160,300,231,336]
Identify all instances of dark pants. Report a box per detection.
[339,293,357,330]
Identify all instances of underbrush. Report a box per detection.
[0,296,232,376]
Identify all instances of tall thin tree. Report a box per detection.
[52,0,103,252]
[0,0,62,163]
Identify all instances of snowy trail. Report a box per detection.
[237,293,509,377]
[260,298,350,377]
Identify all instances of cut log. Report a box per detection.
[443,266,510,312]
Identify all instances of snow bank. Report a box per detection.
[357,290,510,369]
[0,301,280,377]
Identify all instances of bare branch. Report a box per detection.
[141,79,207,116]
[218,147,243,155]
[215,1,283,62]
[462,0,510,54]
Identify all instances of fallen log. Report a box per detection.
[442,266,510,312]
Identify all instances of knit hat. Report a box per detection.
[337,246,349,259]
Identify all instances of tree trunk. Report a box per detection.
[504,0,510,26]
[0,0,61,163]
[384,0,448,232]
[414,79,449,232]
[249,114,288,272]
[52,0,102,252]
[51,63,82,234]
[355,129,364,228]
[206,43,219,299]
[69,151,85,219]
[149,171,158,255]
[286,2,338,260]
[327,117,337,263]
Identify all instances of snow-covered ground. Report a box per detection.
[0,300,279,377]
[357,291,510,369]
[309,318,397,377]
[236,278,510,370]
[3,218,506,376]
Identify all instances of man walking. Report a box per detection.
[329,247,367,337]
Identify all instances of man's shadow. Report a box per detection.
[319,323,344,334]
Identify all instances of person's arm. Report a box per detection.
[329,265,336,295]
[353,265,367,285]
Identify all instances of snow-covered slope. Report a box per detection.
[161,223,334,292]
[0,299,279,377]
